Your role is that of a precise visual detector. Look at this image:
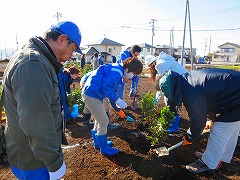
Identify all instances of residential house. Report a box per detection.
[79,47,99,63]
[212,42,240,62]
[155,45,177,56]
[84,38,124,63]
[174,46,197,63]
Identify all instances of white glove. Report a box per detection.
[49,161,66,180]
[115,98,127,109]
[155,91,162,101]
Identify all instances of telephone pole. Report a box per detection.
[53,12,62,21]
[16,34,19,51]
[169,26,174,56]
[208,35,212,55]
[204,39,207,56]
[150,19,156,55]
[181,0,193,70]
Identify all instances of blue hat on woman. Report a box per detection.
[51,21,82,54]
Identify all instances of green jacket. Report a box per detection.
[2,37,64,172]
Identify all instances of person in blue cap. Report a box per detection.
[82,57,143,156]
[2,21,82,180]
[159,69,240,174]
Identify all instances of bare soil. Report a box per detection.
[0,66,239,180]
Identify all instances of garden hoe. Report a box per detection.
[132,79,138,111]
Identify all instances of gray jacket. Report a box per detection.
[2,37,64,172]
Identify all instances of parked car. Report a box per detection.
[197,56,210,64]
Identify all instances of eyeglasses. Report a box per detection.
[67,39,78,52]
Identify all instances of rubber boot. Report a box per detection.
[91,130,112,148]
[96,134,119,156]
[168,114,180,133]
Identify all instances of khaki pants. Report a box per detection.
[82,94,109,135]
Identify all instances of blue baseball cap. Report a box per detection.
[51,21,82,54]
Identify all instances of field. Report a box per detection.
[0,62,240,180]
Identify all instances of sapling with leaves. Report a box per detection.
[140,92,175,146]
[147,106,175,146]
[67,89,85,113]
[140,92,155,124]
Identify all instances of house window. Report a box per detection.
[220,48,235,53]
[147,48,150,52]
[108,48,113,53]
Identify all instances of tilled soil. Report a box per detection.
[0,73,240,180]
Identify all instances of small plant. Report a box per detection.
[140,92,155,124]
[63,60,81,69]
[146,106,174,146]
[140,93,175,146]
[67,89,85,113]
[79,64,92,78]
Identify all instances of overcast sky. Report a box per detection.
[0,0,240,56]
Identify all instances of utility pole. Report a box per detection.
[208,35,212,55]
[53,12,62,21]
[150,19,156,55]
[16,34,19,51]
[4,45,8,59]
[181,0,193,70]
[169,26,174,56]
[204,39,207,56]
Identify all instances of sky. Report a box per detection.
[0,0,240,58]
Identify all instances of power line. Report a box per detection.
[118,25,240,32]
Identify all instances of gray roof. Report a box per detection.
[82,47,98,55]
[155,45,170,48]
[138,43,153,48]
[87,38,124,46]
[218,42,240,48]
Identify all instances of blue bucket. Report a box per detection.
[71,104,79,118]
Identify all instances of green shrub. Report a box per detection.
[67,89,85,113]
[140,92,174,146]
[146,106,174,146]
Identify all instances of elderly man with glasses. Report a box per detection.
[2,21,82,180]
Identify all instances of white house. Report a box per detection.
[212,42,240,62]
[83,38,124,63]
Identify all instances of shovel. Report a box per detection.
[153,140,183,157]
[132,78,138,111]
[153,127,210,157]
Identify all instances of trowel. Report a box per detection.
[153,127,210,157]
[153,141,183,157]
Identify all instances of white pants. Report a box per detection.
[202,121,240,169]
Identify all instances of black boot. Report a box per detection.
[82,113,93,128]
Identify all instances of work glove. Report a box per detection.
[204,120,213,130]
[153,91,163,105]
[49,161,66,180]
[115,98,127,109]
[118,109,126,119]
[182,135,193,146]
